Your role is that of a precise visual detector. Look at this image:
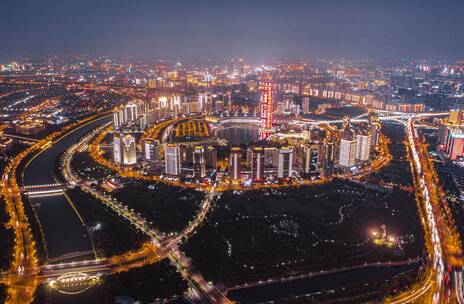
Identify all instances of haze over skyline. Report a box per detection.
[2,0,464,63]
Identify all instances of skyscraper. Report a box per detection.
[113,133,122,164]
[120,134,137,165]
[230,147,242,182]
[303,144,320,177]
[144,139,161,163]
[165,144,181,176]
[322,139,335,177]
[370,115,381,149]
[205,146,217,170]
[339,139,357,167]
[278,147,293,179]
[193,146,206,179]
[356,134,371,161]
[259,76,273,140]
[444,129,464,160]
[251,147,265,182]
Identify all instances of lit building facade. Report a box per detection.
[259,78,273,139]
[193,146,206,179]
[165,144,181,176]
[356,134,371,161]
[339,139,357,167]
[278,147,293,179]
[251,147,265,182]
[230,147,242,182]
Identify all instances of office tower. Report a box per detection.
[322,139,335,177]
[302,97,310,114]
[251,147,265,182]
[171,95,183,110]
[198,92,212,112]
[205,146,217,170]
[121,134,137,165]
[113,133,122,164]
[124,101,141,122]
[356,134,371,161]
[181,145,194,164]
[245,147,253,168]
[339,139,357,167]
[444,129,464,160]
[278,147,293,179]
[144,139,161,162]
[259,76,273,139]
[304,144,320,176]
[370,115,381,149]
[230,147,242,182]
[193,146,206,179]
[113,110,121,129]
[138,113,148,130]
[264,147,278,168]
[165,144,181,176]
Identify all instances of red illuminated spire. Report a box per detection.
[259,74,273,140]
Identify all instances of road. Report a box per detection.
[387,117,463,303]
[61,124,233,303]
[228,257,421,291]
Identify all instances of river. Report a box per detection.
[22,116,111,260]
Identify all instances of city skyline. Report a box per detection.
[2,1,464,303]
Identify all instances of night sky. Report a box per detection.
[1,0,464,62]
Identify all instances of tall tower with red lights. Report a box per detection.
[259,76,273,140]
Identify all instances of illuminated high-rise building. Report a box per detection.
[144,139,161,163]
[113,133,122,164]
[278,147,293,179]
[193,146,206,179]
[303,144,320,177]
[165,144,181,176]
[339,139,357,167]
[444,129,464,160]
[259,77,273,139]
[370,115,381,149]
[198,92,212,113]
[205,146,217,170]
[251,147,265,182]
[122,134,137,165]
[356,134,371,161]
[322,139,335,177]
[264,147,278,168]
[230,147,242,182]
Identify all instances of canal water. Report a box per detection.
[22,117,110,260]
[217,124,260,145]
